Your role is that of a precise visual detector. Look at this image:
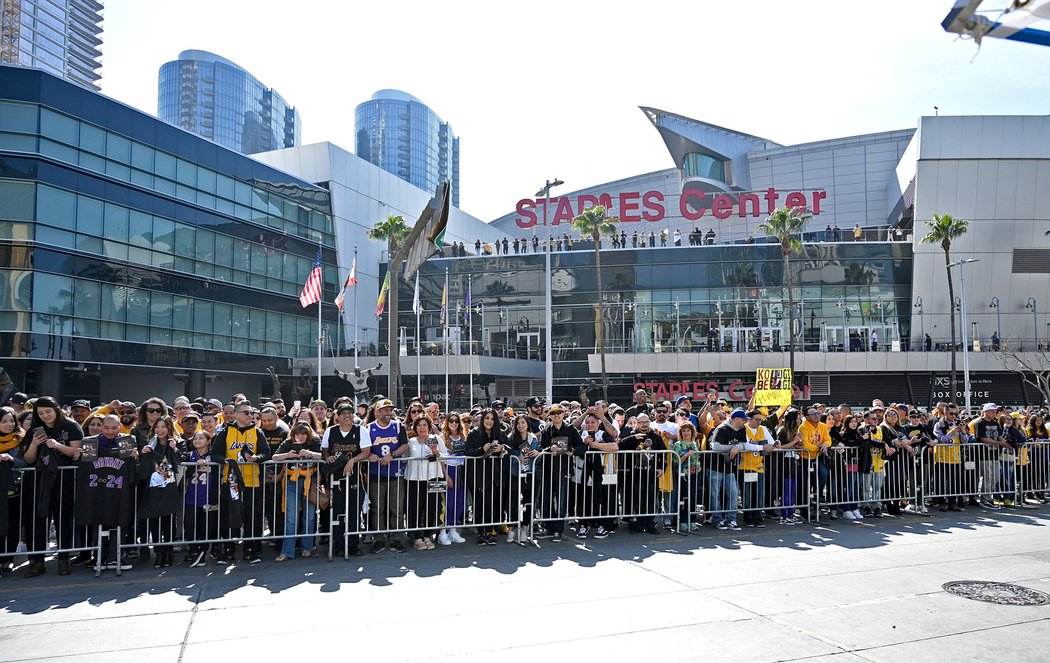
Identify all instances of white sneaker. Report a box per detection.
[449,529,466,544]
[853,510,864,520]
[844,510,857,520]
[506,528,516,544]
[437,530,452,546]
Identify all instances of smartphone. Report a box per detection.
[31,427,44,440]
[293,400,301,410]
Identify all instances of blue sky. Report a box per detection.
[99,1,1050,221]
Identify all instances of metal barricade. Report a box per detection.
[817,445,921,519]
[111,458,331,575]
[527,449,672,540]
[345,454,522,554]
[680,448,813,531]
[3,465,108,576]
[923,441,1050,509]
[1018,441,1050,505]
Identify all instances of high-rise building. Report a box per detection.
[0,0,103,90]
[158,50,301,156]
[355,89,460,207]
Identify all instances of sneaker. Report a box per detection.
[716,520,728,530]
[577,525,588,539]
[643,525,660,534]
[424,537,435,550]
[105,560,133,571]
[844,510,857,520]
[506,529,516,544]
[413,538,428,551]
[903,503,918,514]
[449,529,466,544]
[534,528,553,539]
[389,540,407,553]
[476,535,487,546]
[728,521,741,531]
[992,499,1004,507]
[830,510,841,520]
[755,522,766,528]
[437,531,452,546]
[744,522,756,528]
[370,541,387,554]
[212,551,230,565]
[1003,499,1015,507]
[486,534,497,546]
[593,526,609,539]
[551,532,563,543]
[873,508,884,518]
[189,551,206,568]
[71,552,93,567]
[853,510,864,520]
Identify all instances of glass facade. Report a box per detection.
[158,50,301,156]
[383,242,914,403]
[355,89,460,207]
[0,0,103,90]
[0,66,337,383]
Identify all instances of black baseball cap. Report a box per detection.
[526,397,543,408]
[71,400,91,409]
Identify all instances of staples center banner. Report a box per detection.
[754,368,793,407]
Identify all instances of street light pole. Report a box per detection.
[989,296,1001,340]
[914,296,924,351]
[949,258,979,413]
[1026,297,1038,350]
[838,297,849,353]
[536,178,564,405]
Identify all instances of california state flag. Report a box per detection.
[334,258,357,310]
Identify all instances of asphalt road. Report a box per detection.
[1,507,1049,662]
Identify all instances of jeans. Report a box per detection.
[843,471,860,511]
[708,469,738,523]
[281,477,316,557]
[863,472,885,509]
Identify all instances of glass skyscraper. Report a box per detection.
[355,89,460,207]
[158,50,301,156]
[0,0,103,90]
[0,64,336,402]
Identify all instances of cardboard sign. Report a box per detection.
[754,368,793,407]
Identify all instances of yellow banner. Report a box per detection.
[754,368,793,407]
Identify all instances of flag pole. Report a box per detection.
[444,265,449,414]
[317,245,323,403]
[468,291,474,412]
[353,245,359,369]
[415,272,422,399]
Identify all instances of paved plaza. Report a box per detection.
[1,508,1049,662]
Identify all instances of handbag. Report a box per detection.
[307,482,331,509]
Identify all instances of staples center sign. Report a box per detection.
[514,188,827,229]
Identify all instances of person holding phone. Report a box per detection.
[20,396,83,577]
[404,417,449,551]
[272,423,322,562]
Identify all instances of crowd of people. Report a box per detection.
[0,387,1048,578]
[471,227,721,256]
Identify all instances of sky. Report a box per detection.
[98,0,1050,222]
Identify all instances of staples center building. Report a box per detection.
[370,108,1050,408]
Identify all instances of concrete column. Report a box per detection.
[38,361,64,400]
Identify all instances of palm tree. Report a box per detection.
[368,214,410,402]
[920,213,969,402]
[571,205,620,401]
[758,206,812,376]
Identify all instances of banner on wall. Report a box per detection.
[754,368,793,407]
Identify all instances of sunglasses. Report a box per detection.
[174,405,190,410]
[145,407,164,414]
[448,419,459,424]
[118,410,136,416]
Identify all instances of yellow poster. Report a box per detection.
[754,368,793,407]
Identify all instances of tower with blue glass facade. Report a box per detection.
[158,50,301,156]
[0,0,103,90]
[355,89,460,207]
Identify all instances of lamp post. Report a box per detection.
[673,298,681,350]
[499,306,508,358]
[914,296,924,352]
[715,299,724,352]
[621,300,634,352]
[876,296,886,350]
[948,258,979,413]
[1026,297,1038,350]
[536,178,564,405]
[989,297,1001,342]
[837,297,849,352]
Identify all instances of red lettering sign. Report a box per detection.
[633,379,811,402]
[513,188,825,228]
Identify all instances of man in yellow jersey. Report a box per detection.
[799,406,831,518]
[211,401,272,564]
[931,404,966,511]
[741,410,776,527]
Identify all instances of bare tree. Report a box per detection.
[992,343,1050,406]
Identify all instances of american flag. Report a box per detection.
[299,249,323,308]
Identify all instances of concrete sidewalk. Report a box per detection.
[1,508,1049,662]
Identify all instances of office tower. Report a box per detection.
[0,0,103,90]
[158,49,301,155]
[355,89,459,207]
